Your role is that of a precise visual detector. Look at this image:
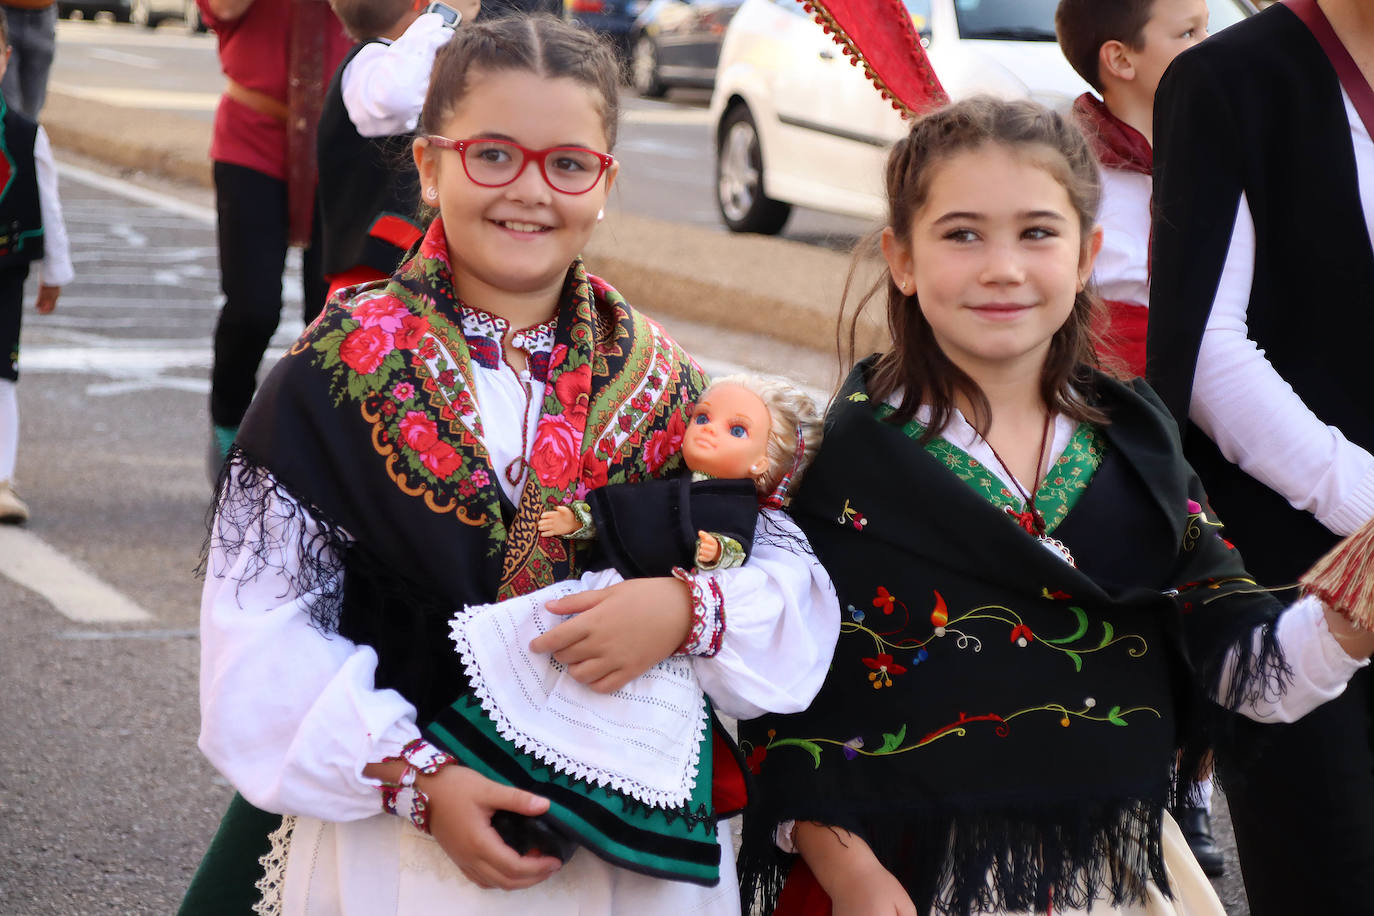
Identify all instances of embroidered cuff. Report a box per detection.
[400,737,455,774]
[566,501,597,540]
[378,740,454,833]
[696,532,745,571]
[672,567,725,657]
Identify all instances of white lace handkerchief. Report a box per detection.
[451,580,708,810]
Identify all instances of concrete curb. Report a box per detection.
[43,88,887,355]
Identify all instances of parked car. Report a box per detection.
[58,0,132,21]
[628,0,744,97]
[129,0,205,30]
[709,0,1254,233]
[566,0,649,58]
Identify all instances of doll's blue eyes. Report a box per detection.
[693,413,710,425]
[730,425,748,438]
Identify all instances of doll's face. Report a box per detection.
[682,384,772,481]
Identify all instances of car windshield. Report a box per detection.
[954,0,1251,42]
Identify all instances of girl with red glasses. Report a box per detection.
[183,14,837,916]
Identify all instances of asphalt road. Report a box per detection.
[48,17,876,249]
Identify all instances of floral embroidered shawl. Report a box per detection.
[737,361,1286,915]
[221,215,710,731]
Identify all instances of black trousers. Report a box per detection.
[1219,664,1374,915]
[210,161,326,428]
[0,264,32,382]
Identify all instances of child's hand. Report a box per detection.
[531,577,693,693]
[35,285,59,314]
[695,531,721,566]
[422,765,563,890]
[795,822,918,916]
[537,506,578,537]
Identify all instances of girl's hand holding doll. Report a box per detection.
[531,577,693,693]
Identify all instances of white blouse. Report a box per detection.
[1092,166,1153,308]
[1189,88,1374,537]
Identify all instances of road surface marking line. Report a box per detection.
[0,527,153,623]
[56,160,216,225]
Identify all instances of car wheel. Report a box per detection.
[716,104,790,235]
[631,35,666,99]
[112,2,133,22]
[130,0,154,27]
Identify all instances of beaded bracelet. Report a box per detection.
[378,740,455,834]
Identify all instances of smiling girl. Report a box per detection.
[736,97,1374,916]
[184,16,836,916]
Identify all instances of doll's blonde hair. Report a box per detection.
[704,374,823,498]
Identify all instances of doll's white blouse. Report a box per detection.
[1189,89,1374,538]
[199,343,840,827]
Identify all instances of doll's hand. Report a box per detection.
[537,506,578,538]
[421,765,563,890]
[695,531,721,567]
[531,577,692,693]
[35,285,59,314]
[794,822,917,916]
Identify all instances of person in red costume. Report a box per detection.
[197,0,353,475]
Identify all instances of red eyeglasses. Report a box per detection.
[423,136,616,195]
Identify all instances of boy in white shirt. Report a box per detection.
[1055,0,1209,379]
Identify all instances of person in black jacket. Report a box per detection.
[1147,1,1374,912]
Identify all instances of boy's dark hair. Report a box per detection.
[330,0,414,41]
[1055,0,1156,93]
[0,8,10,50]
[840,96,1109,441]
[418,15,621,150]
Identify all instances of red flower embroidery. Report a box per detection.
[745,745,767,775]
[873,586,896,615]
[1010,624,1034,647]
[400,411,440,452]
[862,653,907,689]
[644,409,687,474]
[437,369,457,388]
[392,314,429,350]
[582,452,609,491]
[553,364,592,427]
[350,295,410,332]
[548,343,569,372]
[930,590,949,627]
[419,440,462,480]
[339,326,394,375]
[529,413,583,491]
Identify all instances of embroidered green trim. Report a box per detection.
[876,405,1106,534]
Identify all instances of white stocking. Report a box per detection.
[0,379,17,483]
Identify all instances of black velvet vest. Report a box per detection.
[0,96,44,269]
[317,40,423,277]
[1148,3,1374,585]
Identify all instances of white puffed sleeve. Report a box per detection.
[691,510,840,721]
[198,467,420,821]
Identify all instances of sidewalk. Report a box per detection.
[42,87,887,358]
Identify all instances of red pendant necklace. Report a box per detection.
[983,413,1077,567]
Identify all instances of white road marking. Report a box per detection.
[0,527,152,623]
[56,161,216,224]
[87,47,162,69]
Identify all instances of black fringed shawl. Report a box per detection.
[737,362,1287,915]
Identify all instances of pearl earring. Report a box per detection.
[596,208,605,222]
[426,187,438,201]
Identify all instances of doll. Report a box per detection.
[536,374,820,576]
